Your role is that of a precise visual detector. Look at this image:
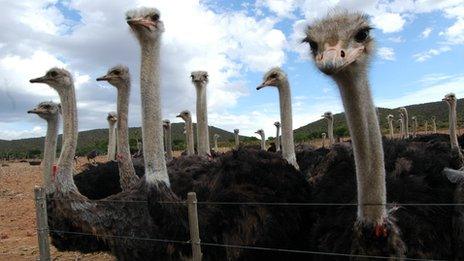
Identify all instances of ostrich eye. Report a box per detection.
[355,28,370,42]
[126,15,131,20]
[204,74,208,79]
[151,13,159,21]
[309,41,318,54]
[49,71,58,77]
[270,73,278,79]
[113,70,121,76]
[190,75,194,79]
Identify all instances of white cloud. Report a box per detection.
[387,36,405,43]
[413,46,451,62]
[440,18,464,44]
[371,12,406,33]
[255,0,298,18]
[421,27,433,38]
[0,124,44,140]
[377,47,396,61]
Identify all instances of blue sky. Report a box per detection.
[0,0,463,140]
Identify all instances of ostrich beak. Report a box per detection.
[29,75,48,83]
[127,18,156,30]
[256,79,276,90]
[176,114,181,118]
[316,41,365,75]
[96,75,109,81]
[27,109,37,114]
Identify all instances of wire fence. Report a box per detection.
[31,188,456,261]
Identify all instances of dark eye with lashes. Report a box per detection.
[355,28,370,42]
[113,70,121,76]
[49,71,58,77]
[151,14,159,21]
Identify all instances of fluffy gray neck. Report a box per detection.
[278,79,298,169]
[140,39,169,186]
[259,132,266,150]
[43,116,59,193]
[275,125,280,152]
[107,121,117,161]
[448,102,460,150]
[184,117,194,156]
[194,83,210,156]
[334,71,387,225]
[116,85,139,190]
[432,118,437,133]
[388,119,394,139]
[327,118,334,145]
[164,124,173,161]
[56,86,79,193]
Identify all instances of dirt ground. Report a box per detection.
[0,156,114,261]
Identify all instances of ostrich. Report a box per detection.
[425,120,428,134]
[398,118,404,139]
[257,68,299,169]
[432,116,437,133]
[96,65,140,190]
[163,119,173,161]
[213,133,220,152]
[274,121,281,151]
[412,116,417,138]
[255,129,266,150]
[86,149,98,164]
[176,110,195,156]
[399,107,409,138]
[321,132,326,148]
[303,11,406,256]
[106,112,117,161]
[443,93,462,154]
[322,111,335,145]
[387,114,394,139]
[234,128,240,149]
[191,71,210,156]
[27,101,60,193]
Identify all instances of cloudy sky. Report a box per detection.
[0,0,463,140]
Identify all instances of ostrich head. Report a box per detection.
[256,67,286,90]
[234,129,239,134]
[399,107,407,115]
[107,112,118,124]
[443,93,456,105]
[274,121,281,128]
[96,65,130,87]
[191,71,209,85]
[387,114,394,121]
[28,101,61,121]
[302,11,373,75]
[255,129,265,137]
[126,7,164,42]
[412,116,416,121]
[322,132,326,138]
[162,119,171,129]
[322,111,333,120]
[176,110,191,121]
[214,134,220,139]
[30,68,73,91]
[431,116,436,121]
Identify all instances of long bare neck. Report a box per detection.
[334,71,386,225]
[107,121,117,161]
[403,111,409,138]
[425,121,428,134]
[214,136,218,151]
[140,38,169,186]
[164,125,173,161]
[116,85,138,190]
[234,133,239,149]
[185,117,194,155]
[275,126,280,152]
[399,119,404,138]
[412,119,417,137]
[43,116,59,193]
[449,102,460,150]
[433,119,437,133]
[327,118,334,145]
[195,84,210,156]
[388,119,394,139]
[56,86,79,193]
[278,79,298,169]
[260,133,266,150]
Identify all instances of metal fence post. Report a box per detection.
[34,186,51,261]
[187,192,202,261]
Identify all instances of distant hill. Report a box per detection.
[0,123,250,157]
[293,98,464,140]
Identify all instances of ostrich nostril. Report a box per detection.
[340,50,345,58]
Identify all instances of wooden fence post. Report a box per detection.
[34,186,51,261]
[187,192,202,261]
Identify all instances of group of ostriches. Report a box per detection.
[26,7,464,260]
